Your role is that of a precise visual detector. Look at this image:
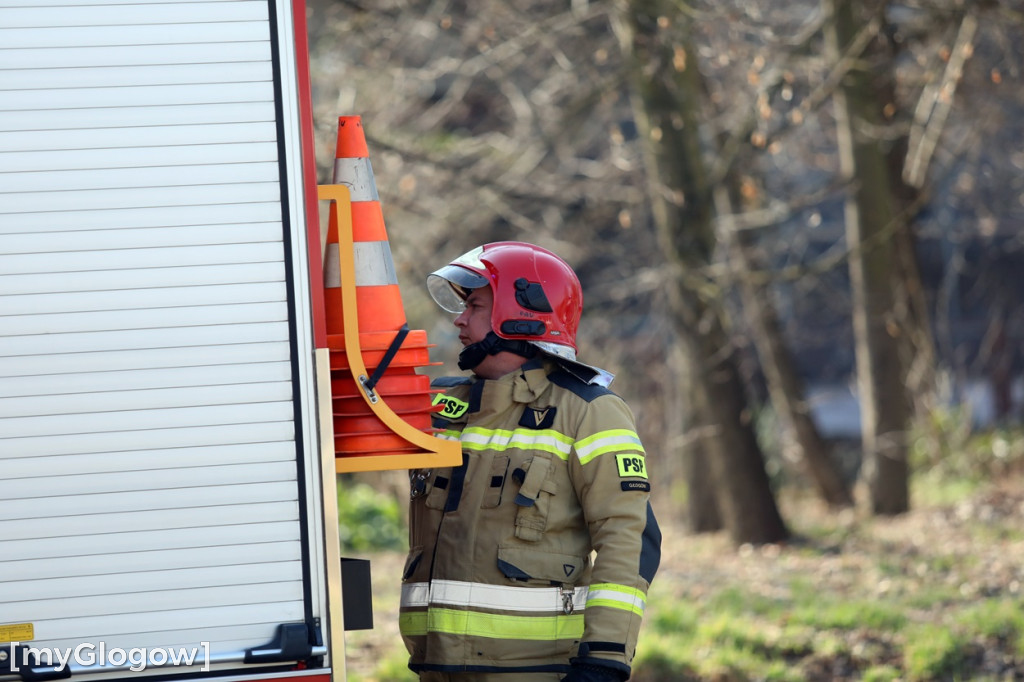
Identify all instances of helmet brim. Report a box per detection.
[427,265,489,313]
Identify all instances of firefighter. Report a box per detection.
[400,242,662,681]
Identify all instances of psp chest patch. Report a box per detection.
[432,393,469,419]
[519,406,556,429]
[616,453,648,479]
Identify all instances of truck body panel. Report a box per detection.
[0,0,338,679]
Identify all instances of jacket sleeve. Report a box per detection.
[569,393,662,676]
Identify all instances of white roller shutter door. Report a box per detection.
[0,0,324,675]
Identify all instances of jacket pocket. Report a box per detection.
[512,456,557,541]
[423,470,450,510]
[497,545,587,584]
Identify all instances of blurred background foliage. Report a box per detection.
[310,0,1024,537]
[316,4,1024,677]
[337,480,405,552]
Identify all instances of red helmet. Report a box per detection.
[427,242,583,361]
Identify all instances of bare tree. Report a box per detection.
[613,0,788,544]
[715,185,855,508]
[823,0,917,514]
[307,0,1024,521]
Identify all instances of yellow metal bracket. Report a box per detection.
[318,184,461,473]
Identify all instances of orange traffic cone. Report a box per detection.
[325,116,404,336]
[323,115,442,458]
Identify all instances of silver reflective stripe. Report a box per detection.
[402,581,430,607]
[332,157,379,201]
[323,241,397,289]
[586,585,647,612]
[401,580,589,613]
[353,241,398,286]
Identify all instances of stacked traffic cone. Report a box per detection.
[323,116,442,459]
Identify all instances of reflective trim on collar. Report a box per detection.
[574,429,645,465]
[401,580,589,613]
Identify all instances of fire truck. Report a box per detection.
[0,2,457,681]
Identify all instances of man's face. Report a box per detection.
[452,285,526,379]
[454,286,494,347]
[451,285,530,379]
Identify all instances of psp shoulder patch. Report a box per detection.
[432,393,469,419]
[615,453,648,479]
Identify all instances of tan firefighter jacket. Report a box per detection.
[399,357,662,678]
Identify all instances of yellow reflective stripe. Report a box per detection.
[401,607,584,640]
[460,426,573,460]
[438,429,462,441]
[574,429,644,465]
[586,583,647,616]
[400,610,427,636]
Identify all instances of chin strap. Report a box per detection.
[458,331,537,371]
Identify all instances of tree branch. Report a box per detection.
[903,7,978,187]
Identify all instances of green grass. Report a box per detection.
[789,598,906,632]
[903,624,969,681]
[630,453,1024,681]
[633,548,1024,682]
[636,580,990,682]
[861,664,902,681]
[353,656,415,682]
[910,467,983,507]
[957,598,1024,649]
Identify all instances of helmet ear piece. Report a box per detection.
[500,319,546,337]
[513,278,553,313]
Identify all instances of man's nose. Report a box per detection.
[453,310,469,327]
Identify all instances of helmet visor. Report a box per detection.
[427,264,489,313]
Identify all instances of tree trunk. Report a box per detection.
[682,434,722,533]
[674,339,722,532]
[687,320,789,543]
[614,0,788,543]
[715,187,854,508]
[824,0,911,515]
